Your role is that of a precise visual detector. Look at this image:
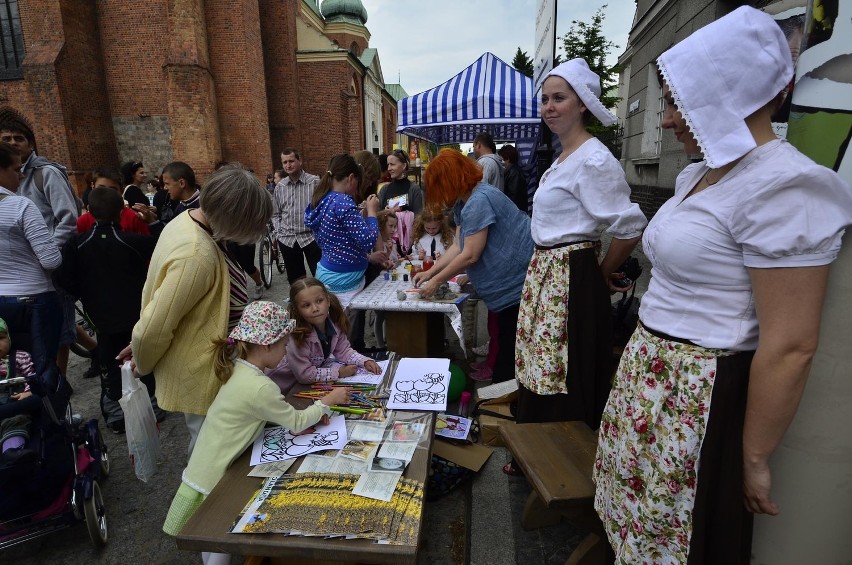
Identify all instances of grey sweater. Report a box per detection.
[477,153,505,191]
[19,152,79,247]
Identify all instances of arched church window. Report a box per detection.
[0,0,24,79]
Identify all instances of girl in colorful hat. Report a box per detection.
[162,301,350,563]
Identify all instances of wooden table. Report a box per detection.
[349,266,468,358]
[176,367,435,564]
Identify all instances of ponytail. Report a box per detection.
[311,154,362,208]
[212,338,251,383]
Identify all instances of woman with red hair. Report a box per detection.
[413,149,533,383]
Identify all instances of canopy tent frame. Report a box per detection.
[396,52,541,149]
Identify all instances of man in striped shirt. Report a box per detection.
[274,148,321,284]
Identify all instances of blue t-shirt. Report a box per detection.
[453,183,533,311]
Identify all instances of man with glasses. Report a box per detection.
[273,148,321,283]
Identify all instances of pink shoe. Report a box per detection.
[469,366,493,382]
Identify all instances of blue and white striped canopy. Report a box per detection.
[397,52,541,145]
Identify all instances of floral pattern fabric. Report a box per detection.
[593,325,731,563]
[515,242,594,395]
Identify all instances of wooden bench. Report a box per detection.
[500,422,610,565]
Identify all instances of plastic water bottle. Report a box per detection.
[458,391,471,418]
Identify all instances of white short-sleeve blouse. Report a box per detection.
[640,139,852,350]
[531,137,647,246]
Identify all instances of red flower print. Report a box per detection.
[632,519,643,535]
[619,525,628,540]
[685,459,695,471]
[648,434,656,445]
[650,357,665,373]
[627,476,643,491]
[634,417,648,434]
[645,377,658,389]
[639,344,648,356]
[666,479,682,495]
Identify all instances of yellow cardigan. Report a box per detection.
[132,212,229,415]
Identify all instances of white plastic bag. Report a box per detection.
[118,361,160,482]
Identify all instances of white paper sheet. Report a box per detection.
[352,470,403,501]
[295,454,339,473]
[348,421,388,442]
[248,459,296,477]
[250,415,348,465]
[386,357,450,411]
[377,441,417,463]
[335,359,389,385]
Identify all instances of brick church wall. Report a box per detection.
[206,0,271,177]
[260,0,301,170]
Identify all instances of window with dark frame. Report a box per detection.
[0,0,24,80]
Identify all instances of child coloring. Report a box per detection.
[412,210,454,260]
[375,209,400,269]
[267,278,381,394]
[163,301,350,550]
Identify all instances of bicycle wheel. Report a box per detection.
[274,242,286,274]
[258,237,273,289]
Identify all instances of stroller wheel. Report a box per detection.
[84,480,108,547]
[98,427,110,478]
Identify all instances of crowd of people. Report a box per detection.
[1,6,851,563]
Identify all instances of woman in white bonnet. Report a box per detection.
[593,6,852,563]
[510,58,647,475]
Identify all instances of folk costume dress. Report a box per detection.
[593,8,852,563]
[514,136,646,426]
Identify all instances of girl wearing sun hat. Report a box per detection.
[593,6,852,562]
[162,301,351,563]
[510,58,647,476]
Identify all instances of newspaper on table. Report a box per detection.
[230,473,423,545]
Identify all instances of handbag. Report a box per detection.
[118,362,160,482]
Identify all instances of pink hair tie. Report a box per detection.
[226,337,235,345]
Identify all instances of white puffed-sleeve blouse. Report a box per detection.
[531,137,647,246]
[640,139,852,350]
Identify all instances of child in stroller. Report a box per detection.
[0,316,110,548]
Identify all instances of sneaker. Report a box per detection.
[470,341,490,356]
[253,283,263,300]
[108,420,125,434]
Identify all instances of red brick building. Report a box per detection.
[0,0,400,192]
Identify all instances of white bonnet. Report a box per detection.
[545,58,617,127]
[657,6,793,168]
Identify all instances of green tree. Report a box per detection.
[511,47,534,78]
[559,5,622,143]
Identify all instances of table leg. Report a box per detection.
[385,312,444,357]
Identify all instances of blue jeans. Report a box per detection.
[0,291,62,384]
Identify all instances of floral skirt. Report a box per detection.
[515,243,611,428]
[594,324,754,564]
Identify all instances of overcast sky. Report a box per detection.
[359,0,637,96]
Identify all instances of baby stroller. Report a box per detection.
[0,317,110,549]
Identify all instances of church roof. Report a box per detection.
[385,83,409,101]
[321,0,367,25]
[359,48,377,68]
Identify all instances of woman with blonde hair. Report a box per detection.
[413,149,533,383]
[123,164,273,454]
[594,7,852,562]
